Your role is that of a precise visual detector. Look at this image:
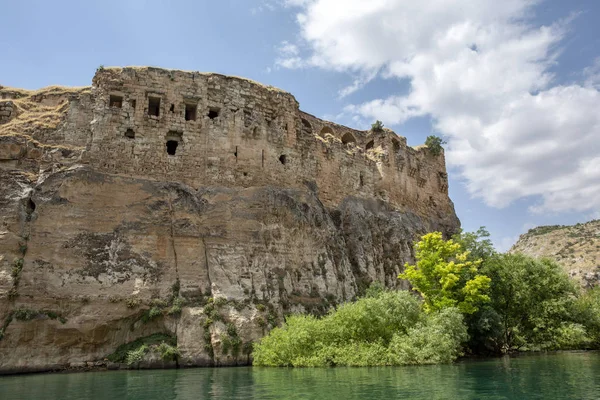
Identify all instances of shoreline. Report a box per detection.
[2,350,598,377]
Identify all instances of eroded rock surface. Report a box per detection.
[511,221,600,287]
[0,67,459,373]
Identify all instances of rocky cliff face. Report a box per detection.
[0,68,459,374]
[511,220,600,288]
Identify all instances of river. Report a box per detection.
[0,352,598,399]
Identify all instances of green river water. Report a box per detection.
[0,352,598,399]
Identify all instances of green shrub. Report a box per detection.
[145,306,163,321]
[13,308,39,321]
[424,135,447,156]
[222,323,242,356]
[157,342,180,361]
[554,323,593,350]
[388,308,468,364]
[126,298,140,309]
[573,287,600,348]
[253,289,466,367]
[107,333,175,363]
[214,297,227,307]
[371,120,384,133]
[126,344,148,366]
[167,297,185,316]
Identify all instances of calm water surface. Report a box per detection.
[1,352,599,399]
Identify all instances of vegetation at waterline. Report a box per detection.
[254,228,600,367]
[106,333,179,366]
[253,288,467,367]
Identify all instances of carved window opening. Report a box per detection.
[359,172,364,187]
[208,107,220,119]
[165,131,182,156]
[124,128,135,139]
[166,141,178,155]
[301,118,312,134]
[109,95,123,108]
[262,150,265,168]
[392,138,400,153]
[148,97,160,116]
[341,132,356,145]
[320,126,334,136]
[185,103,197,121]
[169,104,175,113]
[279,154,287,165]
[234,146,238,162]
[366,140,374,150]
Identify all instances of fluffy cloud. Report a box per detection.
[280,0,600,214]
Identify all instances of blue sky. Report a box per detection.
[2,0,599,250]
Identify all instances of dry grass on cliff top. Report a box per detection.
[0,85,89,149]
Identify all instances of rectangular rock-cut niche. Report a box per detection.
[185,103,197,121]
[165,131,183,155]
[148,96,161,117]
[109,94,123,108]
[208,107,220,120]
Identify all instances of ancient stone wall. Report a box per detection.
[86,67,454,225]
[0,67,459,373]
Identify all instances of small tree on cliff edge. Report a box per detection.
[425,135,447,156]
[371,120,384,133]
[399,232,491,315]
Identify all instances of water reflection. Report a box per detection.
[0,352,598,400]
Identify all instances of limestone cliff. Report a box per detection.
[0,67,459,374]
[511,220,600,287]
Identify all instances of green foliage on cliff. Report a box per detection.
[107,333,176,363]
[425,135,446,156]
[253,289,467,367]
[371,120,384,133]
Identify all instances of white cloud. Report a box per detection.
[280,0,600,215]
[338,69,379,98]
[275,41,306,69]
[584,57,600,89]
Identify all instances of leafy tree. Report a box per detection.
[399,232,491,314]
[572,286,600,348]
[371,120,384,133]
[452,227,496,262]
[473,253,578,353]
[425,135,447,156]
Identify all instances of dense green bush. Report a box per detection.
[371,120,384,133]
[253,290,467,367]
[157,341,181,361]
[255,228,600,367]
[388,307,468,364]
[452,228,599,354]
[467,253,578,353]
[572,287,600,348]
[126,345,148,366]
[424,135,446,156]
[107,333,176,363]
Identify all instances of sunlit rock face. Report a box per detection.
[0,67,459,373]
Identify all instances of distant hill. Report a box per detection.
[510,220,600,287]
